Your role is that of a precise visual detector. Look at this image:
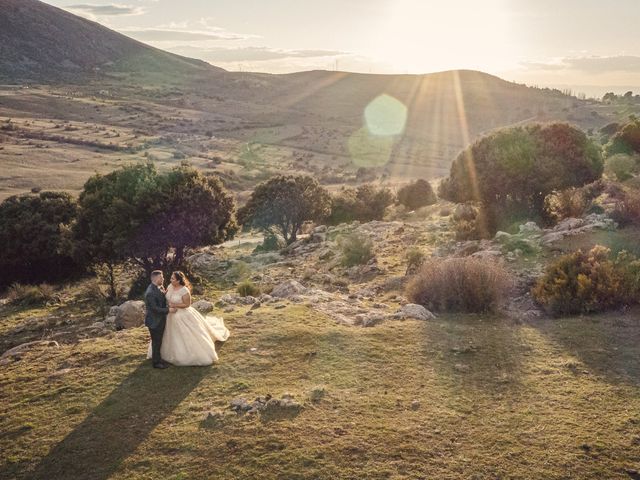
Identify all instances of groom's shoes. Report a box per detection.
[153,361,169,369]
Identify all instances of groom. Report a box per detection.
[144,270,175,369]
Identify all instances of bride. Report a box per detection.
[147,271,230,366]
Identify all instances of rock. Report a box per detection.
[471,249,503,259]
[115,300,145,329]
[186,252,218,273]
[519,221,542,234]
[258,294,273,303]
[410,400,421,410]
[554,217,584,232]
[271,280,307,298]
[220,294,239,305]
[356,313,387,327]
[313,225,328,234]
[230,397,252,412]
[192,300,214,314]
[250,302,262,310]
[1,340,60,360]
[223,306,235,313]
[494,231,512,242]
[394,304,436,321]
[262,396,303,417]
[274,304,286,310]
[237,296,258,305]
[104,315,117,328]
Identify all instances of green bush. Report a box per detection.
[328,184,395,225]
[532,245,640,315]
[606,119,640,156]
[338,233,374,267]
[406,257,512,313]
[609,188,640,226]
[227,261,251,281]
[605,153,639,181]
[237,280,261,297]
[0,191,79,287]
[254,233,285,253]
[397,179,437,210]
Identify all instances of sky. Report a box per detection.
[45,0,640,97]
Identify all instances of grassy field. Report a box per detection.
[2,299,640,479]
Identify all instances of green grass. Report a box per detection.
[2,301,640,479]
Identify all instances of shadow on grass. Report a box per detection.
[420,314,529,395]
[532,308,640,386]
[28,362,209,480]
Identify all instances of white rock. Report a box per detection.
[115,300,145,329]
[271,280,307,298]
[192,300,214,314]
[519,221,542,234]
[394,304,436,321]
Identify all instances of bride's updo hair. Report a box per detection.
[172,271,191,291]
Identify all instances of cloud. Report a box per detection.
[65,3,145,18]
[122,28,248,41]
[168,46,346,63]
[523,56,640,74]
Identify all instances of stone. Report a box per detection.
[115,300,145,329]
[192,300,214,314]
[271,280,307,298]
[394,304,436,321]
[471,249,503,259]
[410,400,421,410]
[494,231,512,242]
[518,221,542,234]
[1,340,60,359]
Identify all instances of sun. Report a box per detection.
[369,0,516,74]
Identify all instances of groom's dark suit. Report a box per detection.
[144,283,169,366]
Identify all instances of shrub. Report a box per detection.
[338,233,374,267]
[405,247,426,275]
[0,191,80,287]
[328,184,395,224]
[238,175,331,244]
[439,123,603,232]
[606,119,640,156]
[237,280,261,297]
[227,261,251,281]
[397,179,437,210]
[254,233,285,253]
[605,153,639,181]
[406,257,512,313]
[544,187,590,223]
[6,283,56,306]
[532,245,640,315]
[609,188,640,226]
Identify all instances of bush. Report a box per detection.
[254,233,285,253]
[328,184,395,225]
[606,119,640,156]
[406,257,512,313]
[237,280,261,297]
[405,247,426,275]
[227,261,251,281]
[532,245,640,315]
[439,123,603,232]
[609,188,640,226]
[338,233,374,267]
[0,191,80,287]
[6,283,56,306]
[605,153,639,181]
[397,179,437,210]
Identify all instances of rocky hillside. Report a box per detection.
[0,0,220,81]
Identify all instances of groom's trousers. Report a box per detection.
[149,321,166,365]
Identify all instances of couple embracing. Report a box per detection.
[144,270,230,368]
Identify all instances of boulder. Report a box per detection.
[271,280,307,298]
[115,300,145,329]
[393,304,436,321]
[192,300,214,314]
[518,221,542,234]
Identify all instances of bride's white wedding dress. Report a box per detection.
[146,285,230,366]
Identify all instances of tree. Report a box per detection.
[397,179,437,210]
[73,163,237,278]
[0,191,79,287]
[238,175,331,244]
[438,123,603,233]
[328,184,395,224]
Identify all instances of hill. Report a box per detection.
[0,0,635,200]
[0,0,221,82]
